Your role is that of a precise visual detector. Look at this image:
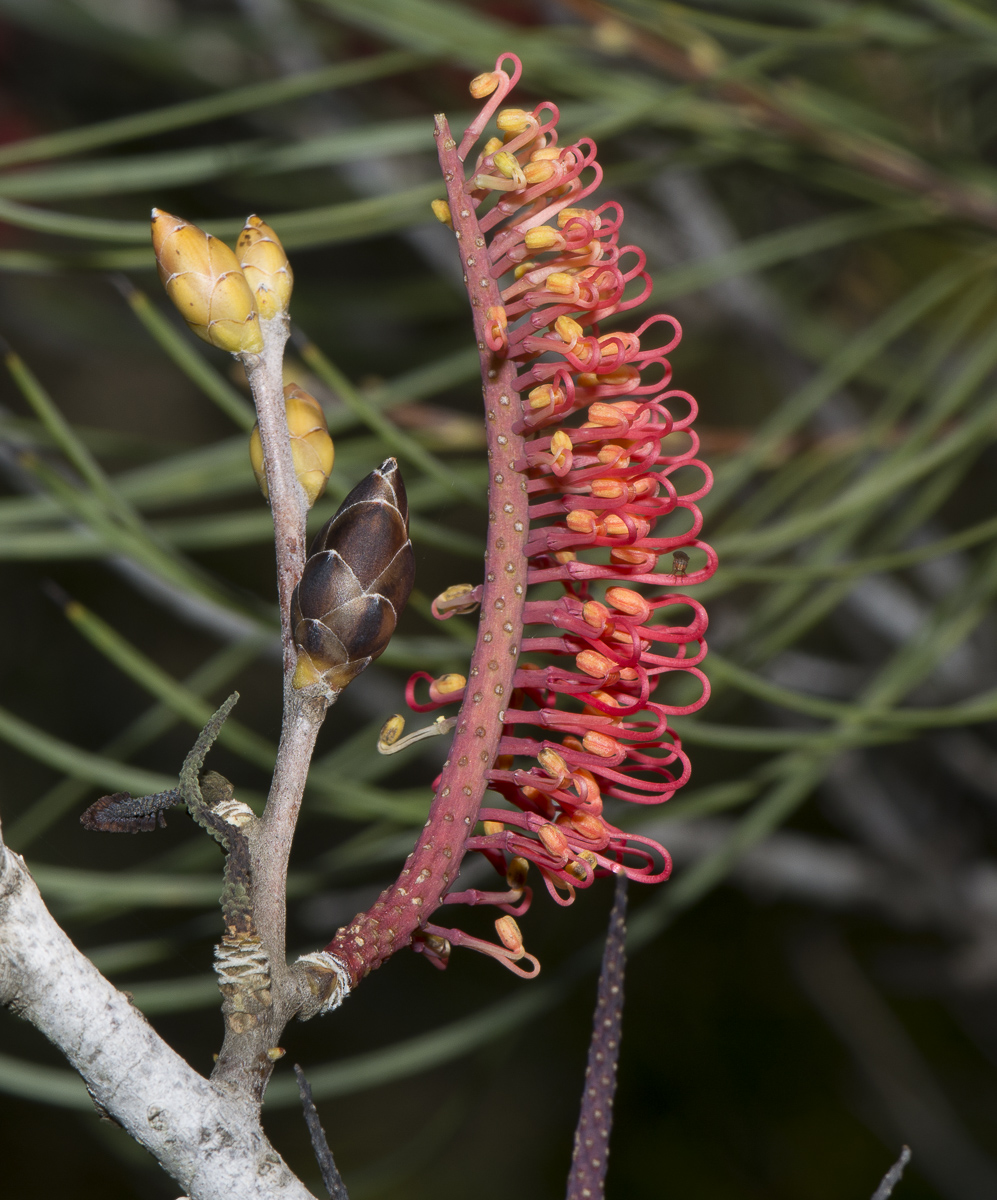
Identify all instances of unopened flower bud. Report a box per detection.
[550,429,573,473]
[492,151,526,186]
[596,445,630,468]
[151,208,263,354]
[250,384,334,507]
[431,199,454,229]
[506,856,530,888]
[576,649,618,678]
[590,477,624,499]
[378,714,406,750]
[610,547,656,568]
[430,673,467,703]
[495,915,524,954]
[236,215,293,320]
[524,226,564,252]
[482,136,504,157]
[573,768,602,810]
[565,848,600,879]
[582,600,610,631]
[523,160,554,185]
[469,71,501,98]
[537,822,570,860]
[496,107,533,133]
[554,315,584,346]
[568,811,609,840]
[558,207,601,230]
[582,730,622,758]
[606,586,651,621]
[546,272,577,295]
[538,746,569,783]
[433,583,479,617]
[566,510,598,536]
[528,384,559,411]
[587,402,629,427]
[514,261,539,279]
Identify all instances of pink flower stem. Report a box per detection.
[323,114,528,983]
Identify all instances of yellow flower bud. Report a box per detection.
[151,208,263,354]
[524,226,564,252]
[236,215,293,320]
[469,72,501,99]
[249,383,334,508]
[545,272,577,295]
[492,150,526,187]
[523,160,554,185]
[482,136,504,157]
[496,108,533,133]
[431,199,454,229]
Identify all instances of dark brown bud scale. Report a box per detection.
[291,458,414,692]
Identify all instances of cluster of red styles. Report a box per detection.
[328,54,716,984]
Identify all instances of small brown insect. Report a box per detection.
[671,550,690,577]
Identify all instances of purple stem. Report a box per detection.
[566,871,628,1200]
[323,114,529,982]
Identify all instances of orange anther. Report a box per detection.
[590,477,624,499]
[582,730,621,758]
[482,820,506,836]
[538,746,569,783]
[606,587,651,620]
[566,510,598,536]
[495,915,524,954]
[597,444,631,467]
[610,546,656,568]
[582,599,610,631]
[506,856,530,888]
[576,649,617,678]
[537,822,570,859]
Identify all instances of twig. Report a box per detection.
[239,314,305,676]
[872,1147,912,1200]
[294,1064,350,1200]
[239,312,332,974]
[566,872,628,1200]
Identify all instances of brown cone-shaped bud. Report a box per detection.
[236,214,293,319]
[291,458,414,693]
[151,209,263,353]
[249,383,334,508]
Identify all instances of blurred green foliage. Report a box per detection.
[2,1,997,1197]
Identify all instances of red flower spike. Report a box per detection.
[319,54,714,989]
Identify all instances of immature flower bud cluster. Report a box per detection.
[249,384,334,508]
[151,209,293,354]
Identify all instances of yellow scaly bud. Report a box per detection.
[431,199,454,229]
[249,383,334,508]
[236,215,293,319]
[151,208,263,354]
